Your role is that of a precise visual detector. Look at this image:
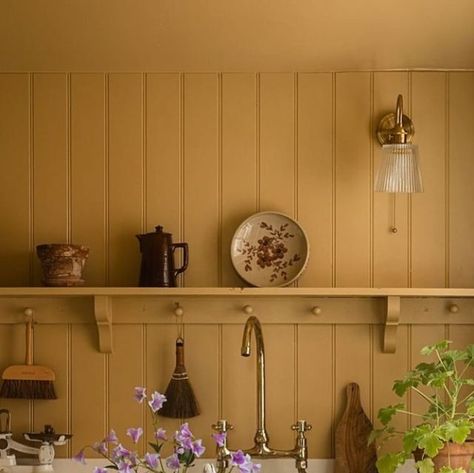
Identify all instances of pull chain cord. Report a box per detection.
[391,194,398,234]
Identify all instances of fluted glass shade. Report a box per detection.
[375,144,423,193]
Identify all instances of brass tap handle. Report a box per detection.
[212,419,233,433]
[292,420,312,433]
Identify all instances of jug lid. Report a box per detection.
[137,225,172,239]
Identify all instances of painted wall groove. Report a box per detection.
[28,73,35,286]
[66,73,72,245]
[256,73,261,212]
[331,73,337,288]
[444,73,450,287]
[369,72,374,288]
[142,73,148,233]
[104,73,110,286]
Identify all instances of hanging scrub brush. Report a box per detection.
[159,305,200,418]
[0,308,56,400]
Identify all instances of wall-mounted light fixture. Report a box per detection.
[375,95,423,193]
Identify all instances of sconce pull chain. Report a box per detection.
[391,194,398,234]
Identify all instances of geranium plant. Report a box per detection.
[74,387,261,473]
[370,341,474,473]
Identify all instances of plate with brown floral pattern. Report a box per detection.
[230,211,310,287]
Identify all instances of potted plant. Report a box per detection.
[370,340,474,473]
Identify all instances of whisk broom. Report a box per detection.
[159,305,199,418]
[0,308,56,399]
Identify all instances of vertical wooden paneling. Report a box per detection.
[33,74,69,283]
[264,324,295,450]
[71,324,107,457]
[184,74,219,286]
[373,72,409,287]
[448,72,474,287]
[373,325,409,453]
[221,74,257,286]
[298,325,333,458]
[0,74,30,286]
[0,324,31,443]
[335,73,371,287]
[33,324,69,456]
[108,325,144,452]
[146,324,180,458]
[108,74,143,286]
[335,325,371,424]
[410,325,446,427]
[184,324,219,449]
[222,324,257,450]
[297,73,333,287]
[259,73,295,216]
[411,73,447,287]
[71,74,106,286]
[146,74,181,238]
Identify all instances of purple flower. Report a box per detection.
[111,444,131,461]
[231,450,247,466]
[105,429,119,443]
[126,427,143,444]
[144,452,160,468]
[191,439,206,457]
[212,432,226,447]
[72,450,86,464]
[93,441,108,455]
[93,468,108,473]
[117,461,133,473]
[154,428,167,441]
[175,422,193,444]
[134,386,147,403]
[166,453,181,470]
[148,391,167,413]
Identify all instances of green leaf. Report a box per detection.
[442,350,468,363]
[403,429,419,453]
[415,457,434,473]
[418,431,444,457]
[148,442,163,454]
[393,378,419,397]
[376,453,403,473]
[368,428,385,445]
[378,404,404,425]
[438,467,465,473]
[444,419,473,444]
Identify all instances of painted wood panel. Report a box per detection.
[222,324,257,450]
[411,73,447,287]
[145,74,182,240]
[33,324,69,456]
[297,324,333,458]
[0,323,32,444]
[108,74,143,286]
[0,74,30,286]
[373,72,409,287]
[263,324,295,450]
[184,74,219,286]
[184,324,219,445]
[221,74,257,287]
[33,74,69,284]
[335,73,371,287]
[146,324,181,458]
[448,73,474,287]
[70,74,106,286]
[297,73,333,287]
[108,324,144,452]
[372,324,409,453]
[259,74,295,216]
[71,324,107,458]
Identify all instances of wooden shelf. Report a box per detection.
[0,287,472,355]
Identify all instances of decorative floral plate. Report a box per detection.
[230,211,310,287]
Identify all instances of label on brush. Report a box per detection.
[171,372,189,380]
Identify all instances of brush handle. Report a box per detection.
[25,315,34,366]
[175,339,186,372]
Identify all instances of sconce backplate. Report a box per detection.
[377,112,415,145]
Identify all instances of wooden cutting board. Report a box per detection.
[335,382,377,473]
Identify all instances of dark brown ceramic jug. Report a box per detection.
[136,226,189,287]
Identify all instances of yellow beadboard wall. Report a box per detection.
[0,71,473,461]
[0,71,473,288]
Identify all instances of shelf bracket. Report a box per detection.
[94,295,113,353]
[383,295,400,353]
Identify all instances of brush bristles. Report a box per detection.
[159,378,200,418]
[0,379,57,399]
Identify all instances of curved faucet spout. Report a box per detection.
[241,316,270,451]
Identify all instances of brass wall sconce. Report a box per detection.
[375,95,423,193]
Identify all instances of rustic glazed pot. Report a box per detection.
[36,244,89,287]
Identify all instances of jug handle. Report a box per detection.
[172,243,189,277]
